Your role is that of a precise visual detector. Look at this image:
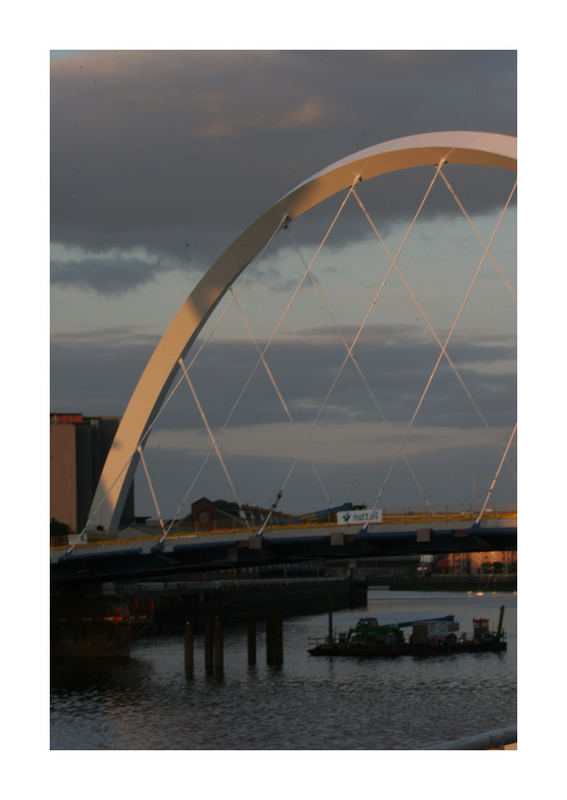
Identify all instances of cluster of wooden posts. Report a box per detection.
[184,613,284,676]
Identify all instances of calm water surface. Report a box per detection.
[50,589,516,750]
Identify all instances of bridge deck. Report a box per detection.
[51,510,516,553]
[50,511,516,585]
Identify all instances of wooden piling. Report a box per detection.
[266,615,274,665]
[214,615,224,676]
[204,617,214,675]
[184,620,194,677]
[273,614,283,665]
[247,615,256,665]
[266,613,283,666]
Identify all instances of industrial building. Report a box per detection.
[50,413,134,534]
[443,550,516,575]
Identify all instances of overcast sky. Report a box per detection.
[50,49,518,518]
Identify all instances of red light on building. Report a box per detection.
[52,413,84,424]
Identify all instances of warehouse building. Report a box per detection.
[50,413,134,534]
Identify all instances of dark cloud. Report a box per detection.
[184,327,516,429]
[50,51,516,515]
[51,50,516,286]
[50,328,159,415]
[51,254,189,295]
[135,437,517,518]
[51,323,516,432]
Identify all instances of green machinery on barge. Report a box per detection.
[308,605,507,658]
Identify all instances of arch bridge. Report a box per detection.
[53,131,517,583]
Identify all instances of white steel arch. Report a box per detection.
[90,131,517,533]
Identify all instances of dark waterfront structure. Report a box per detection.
[132,573,367,633]
[51,573,366,659]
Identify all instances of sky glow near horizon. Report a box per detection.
[50,50,517,518]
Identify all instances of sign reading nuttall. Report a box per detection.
[336,509,383,525]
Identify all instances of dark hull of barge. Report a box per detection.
[308,640,507,658]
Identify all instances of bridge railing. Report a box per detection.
[425,726,517,750]
[138,507,516,537]
[50,508,517,551]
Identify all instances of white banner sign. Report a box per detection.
[336,509,383,525]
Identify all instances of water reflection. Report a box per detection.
[51,657,152,692]
[51,590,516,750]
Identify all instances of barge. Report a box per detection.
[308,605,507,657]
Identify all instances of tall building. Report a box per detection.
[50,413,134,533]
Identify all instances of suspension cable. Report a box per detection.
[230,286,332,505]
[285,226,432,509]
[144,213,289,451]
[352,185,516,481]
[170,180,361,538]
[231,286,293,421]
[137,445,167,539]
[256,162,448,535]
[176,358,249,532]
[440,170,517,302]
[64,215,288,554]
[162,217,291,537]
[367,178,517,518]
[475,422,517,525]
[183,216,288,374]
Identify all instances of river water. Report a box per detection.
[50,589,516,750]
